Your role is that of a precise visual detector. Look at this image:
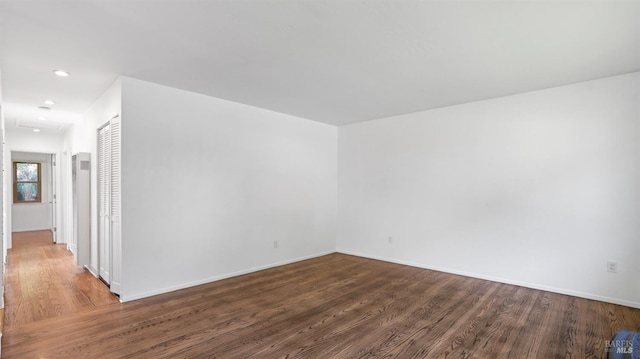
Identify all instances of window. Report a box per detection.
[14,162,41,203]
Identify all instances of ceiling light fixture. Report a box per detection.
[44,100,55,105]
[33,129,41,132]
[37,117,46,121]
[53,70,69,77]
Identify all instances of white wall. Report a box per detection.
[67,78,121,274]
[119,77,337,301]
[338,72,640,308]
[70,72,639,308]
[1,69,4,308]
[5,128,64,153]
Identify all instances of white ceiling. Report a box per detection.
[1,0,639,131]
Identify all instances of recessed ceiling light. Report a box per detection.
[33,129,41,132]
[53,70,69,77]
[37,116,46,121]
[44,100,55,106]
[38,106,51,111]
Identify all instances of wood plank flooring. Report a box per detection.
[3,230,119,331]
[3,231,640,358]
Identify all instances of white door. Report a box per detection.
[109,116,122,295]
[97,116,122,295]
[50,154,57,243]
[98,124,111,283]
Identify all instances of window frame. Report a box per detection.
[14,161,42,203]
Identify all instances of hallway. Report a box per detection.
[3,230,119,331]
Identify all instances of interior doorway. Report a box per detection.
[9,151,59,245]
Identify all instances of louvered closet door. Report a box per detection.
[98,124,111,283]
[110,116,122,294]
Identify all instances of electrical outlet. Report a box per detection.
[388,236,393,244]
[273,240,279,249]
[607,261,617,273]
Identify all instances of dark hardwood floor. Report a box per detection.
[3,231,640,358]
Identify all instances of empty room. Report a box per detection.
[0,0,639,358]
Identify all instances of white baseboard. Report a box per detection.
[101,248,640,309]
[84,265,99,277]
[11,228,51,233]
[337,249,640,310]
[110,281,122,299]
[119,250,335,302]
